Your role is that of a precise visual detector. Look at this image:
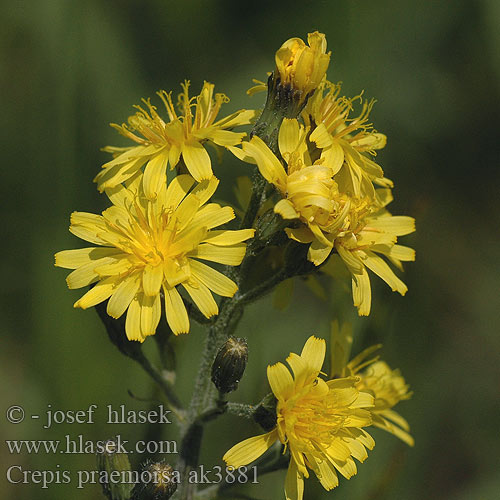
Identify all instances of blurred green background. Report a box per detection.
[2,0,500,499]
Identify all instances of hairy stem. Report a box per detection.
[174,72,306,500]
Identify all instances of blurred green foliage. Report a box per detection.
[1,1,499,499]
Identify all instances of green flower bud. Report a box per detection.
[96,438,134,500]
[211,337,248,394]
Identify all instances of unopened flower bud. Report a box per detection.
[96,438,133,500]
[251,32,330,153]
[211,337,248,393]
[275,31,330,100]
[132,460,179,500]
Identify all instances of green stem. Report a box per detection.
[134,352,184,417]
[174,298,243,499]
[175,72,308,500]
[226,402,255,419]
[236,268,288,305]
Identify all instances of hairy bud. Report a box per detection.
[211,337,248,393]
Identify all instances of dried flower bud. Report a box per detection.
[132,460,179,500]
[211,337,248,393]
[96,438,133,500]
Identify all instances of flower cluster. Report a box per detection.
[56,82,256,340]
[54,30,415,500]
[241,80,415,316]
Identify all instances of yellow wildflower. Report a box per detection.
[332,205,415,316]
[55,173,254,341]
[305,81,392,200]
[95,81,256,196]
[330,322,414,446]
[275,31,331,100]
[347,348,414,446]
[241,118,415,315]
[224,336,375,500]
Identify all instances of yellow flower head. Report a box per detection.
[305,81,391,199]
[240,118,415,316]
[347,347,414,446]
[55,173,254,341]
[224,336,375,500]
[330,322,414,446]
[95,81,256,196]
[337,209,415,316]
[275,31,331,99]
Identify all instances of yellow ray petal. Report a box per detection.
[125,294,143,342]
[182,279,218,318]
[362,251,408,295]
[74,277,117,309]
[142,264,164,296]
[278,118,301,155]
[286,353,309,388]
[242,136,287,190]
[107,272,141,319]
[308,239,334,266]
[331,457,357,479]
[203,128,245,146]
[164,286,189,335]
[313,457,339,491]
[139,293,161,337]
[352,267,371,316]
[164,174,196,210]
[174,193,201,232]
[190,204,235,230]
[372,244,415,262]
[190,176,219,206]
[275,199,300,219]
[267,362,294,400]
[55,247,120,270]
[65,257,117,289]
[202,229,255,246]
[374,417,414,446]
[143,154,168,200]
[367,215,415,236]
[310,122,333,148]
[182,141,213,181]
[300,336,326,373]
[69,224,108,247]
[285,460,304,500]
[336,245,364,275]
[189,260,237,297]
[321,142,344,175]
[382,409,411,431]
[94,257,133,277]
[169,226,207,255]
[188,243,247,266]
[223,429,278,468]
[95,156,148,192]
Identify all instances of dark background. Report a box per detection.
[1,1,499,499]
